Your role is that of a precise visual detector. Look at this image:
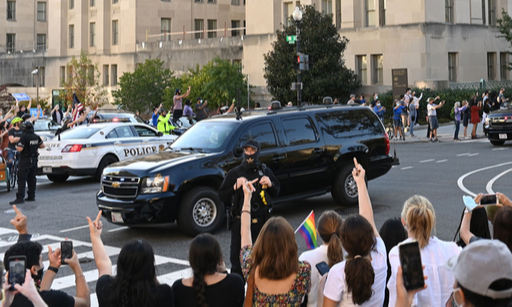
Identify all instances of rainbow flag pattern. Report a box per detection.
[295,210,319,250]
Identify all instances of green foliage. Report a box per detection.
[61,51,108,108]
[498,10,512,70]
[264,5,360,105]
[113,59,177,113]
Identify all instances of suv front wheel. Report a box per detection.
[178,187,225,236]
[331,164,360,207]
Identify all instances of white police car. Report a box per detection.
[37,122,177,182]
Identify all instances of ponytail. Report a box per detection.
[192,270,208,307]
[318,210,344,267]
[402,195,436,249]
[326,233,343,267]
[344,257,375,305]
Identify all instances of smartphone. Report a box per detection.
[8,256,26,290]
[315,261,330,276]
[61,241,73,265]
[463,195,478,211]
[480,194,497,205]
[399,241,425,291]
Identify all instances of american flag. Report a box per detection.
[72,93,83,121]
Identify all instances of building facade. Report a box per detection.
[243,0,512,97]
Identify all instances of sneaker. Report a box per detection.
[25,197,35,202]
[9,199,24,205]
[434,138,439,142]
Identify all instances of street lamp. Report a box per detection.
[31,67,39,107]
[292,7,302,106]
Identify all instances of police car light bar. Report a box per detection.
[62,144,83,153]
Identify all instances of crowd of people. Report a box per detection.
[1,156,511,306]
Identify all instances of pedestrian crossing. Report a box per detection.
[0,227,192,307]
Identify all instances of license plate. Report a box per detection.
[499,134,508,139]
[42,167,52,173]
[111,212,124,223]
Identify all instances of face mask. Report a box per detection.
[396,103,400,106]
[375,95,379,100]
[242,149,260,170]
[376,103,381,107]
[32,267,44,288]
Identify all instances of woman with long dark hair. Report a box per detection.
[87,212,174,307]
[172,233,244,307]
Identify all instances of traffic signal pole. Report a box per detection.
[296,24,301,106]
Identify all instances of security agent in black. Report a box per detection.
[219,140,280,277]
[10,121,45,205]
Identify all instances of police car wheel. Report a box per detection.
[178,187,225,236]
[47,174,69,183]
[331,164,360,207]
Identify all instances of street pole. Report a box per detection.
[296,24,301,107]
[36,66,39,106]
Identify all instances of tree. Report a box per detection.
[113,59,177,112]
[62,51,108,108]
[264,5,360,104]
[497,9,512,70]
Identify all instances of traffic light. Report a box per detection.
[297,52,309,71]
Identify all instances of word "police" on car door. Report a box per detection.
[123,146,158,157]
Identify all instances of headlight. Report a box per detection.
[485,117,491,126]
[141,174,170,194]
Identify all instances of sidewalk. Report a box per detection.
[388,122,487,144]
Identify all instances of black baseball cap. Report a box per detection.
[242,139,259,150]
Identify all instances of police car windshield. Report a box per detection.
[34,119,55,131]
[171,121,237,152]
[59,127,100,140]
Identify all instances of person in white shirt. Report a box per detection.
[387,195,461,307]
[299,211,343,307]
[323,158,387,307]
[426,97,445,142]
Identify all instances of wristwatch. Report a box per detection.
[48,266,59,274]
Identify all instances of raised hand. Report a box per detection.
[47,246,62,269]
[259,176,272,188]
[234,177,247,190]
[243,178,258,199]
[10,205,28,234]
[352,157,366,185]
[86,211,103,239]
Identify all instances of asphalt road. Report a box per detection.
[0,135,510,305]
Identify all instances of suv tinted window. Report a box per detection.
[239,122,277,149]
[283,117,317,145]
[134,125,158,137]
[316,109,383,138]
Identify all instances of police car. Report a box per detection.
[37,122,177,182]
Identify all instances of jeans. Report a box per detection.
[409,115,416,136]
[454,120,461,139]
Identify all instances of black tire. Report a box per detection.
[96,155,118,181]
[6,168,10,192]
[47,174,69,183]
[9,166,17,189]
[178,187,225,236]
[490,140,505,146]
[331,164,361,207]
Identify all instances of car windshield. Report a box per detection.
[171,121,238,152]
[33,120,54,131]
[59,127,100,140]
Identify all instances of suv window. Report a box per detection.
[316,109,383,138]
[134,125,158,137]
[114,126,135,138]
[283,117,317,145]
[239,122,277,149]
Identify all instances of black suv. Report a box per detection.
[485,105,512,145]
[97,105,395,235]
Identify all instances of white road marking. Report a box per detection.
[107,226,129,233]
[492,148,508,151]
[436,159,448,163]
[485,168,512,194]
[401,166,413,170]
[59,225,89,233]
[419,159,435,163]
[3,209,14,214]
[457,161,512,197]
[467,153,479,157]
[457,153,470,157]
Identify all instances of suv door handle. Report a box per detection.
[272,154,286,161]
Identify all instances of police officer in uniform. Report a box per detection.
[219,140,280,277]
[10,121,45,205]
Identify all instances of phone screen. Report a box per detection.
[315,261,330,276]
[399,241,425,291]
[8,257,26,289]
[480,194,497,205]
[61,241,73,265]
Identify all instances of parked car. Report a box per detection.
[97,105,396,235]
[484,106,512,145]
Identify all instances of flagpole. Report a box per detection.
[294,210,314,234]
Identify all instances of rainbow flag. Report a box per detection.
[295,210,319,250]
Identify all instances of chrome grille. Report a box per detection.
[101,175,140,199]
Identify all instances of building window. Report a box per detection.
[69,0,74,9]
[90,0,95,6]
[365,0,376,27]
[112,20,119,45]
[161,0,170,2]
[321,0,332,15]
[89,22,95,47]
[371,54,383,84]
[283,2,293,26]
[111,64,118,86]
[103,65,109,86]
[335,0,341,29]
[487,52,497,80]
[231,20,240,37]
[6,33,15,53]
[448,52,457,82]
[355,55,368,85]
[207,19,217,38]
[67,66,73,83]
[87,65,94,86]
[37,2,46,22]
[194,19,204,39]
[379,0,385,26]
[113,0,118,3]
[488,0,496,26]
[69,24,74,48]
[36,34,46,51]
[60,66,66,86]
[7,1,15,20]
[445,0,454,23]
[500,52,509,81]
[194,0,203,2]
[231,0,240,5]
[161,18,171,41]
[207,0,216,3]
[482,0,486,24]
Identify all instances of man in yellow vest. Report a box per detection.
[157,109,175,135]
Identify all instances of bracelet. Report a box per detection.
[48,266,59,274]
[241,210,251,215]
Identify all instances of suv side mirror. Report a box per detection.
[234,147,243,157]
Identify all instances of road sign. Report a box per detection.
[291,82,303,90]
[286,35,297,44]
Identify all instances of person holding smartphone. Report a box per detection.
[2,270,48,307]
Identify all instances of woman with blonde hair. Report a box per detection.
[240,178,311,306]
[387,195,461,306]
[299,210,343,307]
